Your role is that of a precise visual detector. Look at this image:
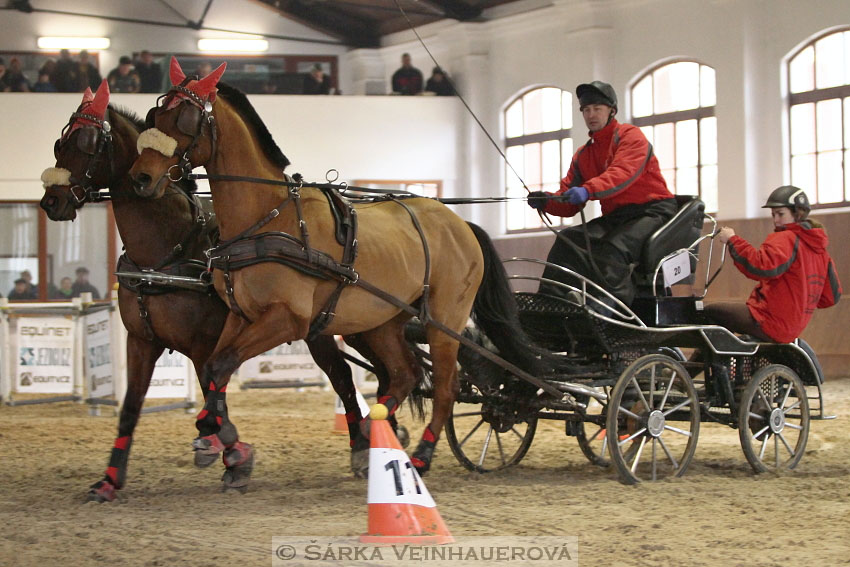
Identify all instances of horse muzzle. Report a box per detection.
[40,186,78,221]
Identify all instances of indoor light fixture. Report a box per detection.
[197,38,269,53]
[37,36,111,50]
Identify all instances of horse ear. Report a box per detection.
[89,80,110,119]
[194,61,227,98]
[80,87,94,106]
[169,56,187,85]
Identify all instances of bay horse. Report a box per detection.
[129,58,544,475]
[40,81,375,500]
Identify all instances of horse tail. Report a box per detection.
[466,222,545,376]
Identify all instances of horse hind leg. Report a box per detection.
[88,335,162,502]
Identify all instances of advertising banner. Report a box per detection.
[15,316,75,394]
[84,309,114,399]
[148,349,192,399]
[241,340,325,386]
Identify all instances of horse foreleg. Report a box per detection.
[88,335,163,502]
[411,332,461,475]
[307,335,362,445]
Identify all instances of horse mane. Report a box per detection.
[107,104,199,194]
[216,82,291,171]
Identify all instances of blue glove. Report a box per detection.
[563,186,589,205]
[527,190,550,212]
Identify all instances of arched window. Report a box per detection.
[787,28,850,208]
[504,87,573,232]
[631,61,717,212]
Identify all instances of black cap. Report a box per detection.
[76,266,89,274]
[762,185,810,216]
[576,81,618,110]
[14,278,26,285]
[119,56,132,65]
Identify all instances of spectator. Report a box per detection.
[2,57,30,92]
[71,267,100,299]
[424,67,455,96]
[135,50,162,93]
[54,49,79,92]
[8,278,36,301]
[50,277,73,300]
[33,71,57,92]
[303,63,331,95]
[107,56,140,93]
[76,50,102,91]
[195,61,212,79]
[19,270,37,296]
[391,53,423,95]
[0,58,8,92]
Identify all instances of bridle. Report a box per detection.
[53,109,115,205]
[145,79,218,183]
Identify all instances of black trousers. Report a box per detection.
[539,198,677,305]
[703,302,773,342]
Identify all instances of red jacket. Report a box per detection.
[543,119,673,217]
[727,222,842,343]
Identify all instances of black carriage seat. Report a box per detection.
[635,195,706,288]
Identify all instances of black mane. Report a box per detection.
[107,104,199,194]
[216,82,291,171]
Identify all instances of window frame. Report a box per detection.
[629,59,717,211]
[786,28,850,209]
[503,86,574,234]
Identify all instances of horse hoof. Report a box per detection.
[193,434,225,468]
[351,448,369,479]
[410,457,430,476]
[395,425,410,449]
[221,442,254,492]
[87,479,117,503]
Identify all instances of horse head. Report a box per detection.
[130,56,226,199]
[41,80,120,221]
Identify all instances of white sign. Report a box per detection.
[241,340,325,384]
[15,316,74,394]
[148,350,192,399]
[84,309,114,399]
[661,250,692,287]
[367,446,437,507]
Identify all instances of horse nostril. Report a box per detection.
[133,173,152,190]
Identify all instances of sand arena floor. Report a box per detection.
[1,377,848,567]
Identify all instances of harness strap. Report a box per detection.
[390,199,432,323]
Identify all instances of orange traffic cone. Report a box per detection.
[332,388,371,434]
[360,404,453,544]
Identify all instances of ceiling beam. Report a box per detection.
[254,0,381,47]
[415,0,483,20]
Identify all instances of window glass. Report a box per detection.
[701,165,718,213]
[789,46,815,94]
[45,204,109,301]
[790,103,816,155]
[676,166,699,196]
[654,123,675,171]
[541,140,561,184]
[542,88,562,132]
[675,120,699,168]
[816,98,842,151]
[561,138,574,177]
[699,117,717,165]
[561,91,573,130]
[817,151,843,203]
[632,75,653,118]
[655,61,699,113]
[791,154,816,195]
[524,143,541,187]
[505,100,523,139]
[700,66,716,107]
[815,32,845,89]
[0,204,38,301]
[523,89,543,135]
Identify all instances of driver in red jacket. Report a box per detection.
[528,81,676,307]
[709,186,841,342]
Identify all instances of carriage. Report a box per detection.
[409,196,830,484]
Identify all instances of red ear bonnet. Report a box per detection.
[169,56,227,106]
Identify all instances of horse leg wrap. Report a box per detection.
[411,427,438,475]
[192,433,226,468]
[87,478,118,503]
[221,442,254,492]
[87,436,132,502]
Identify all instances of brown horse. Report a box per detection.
[129,58,543,475]
[40,82,375,500]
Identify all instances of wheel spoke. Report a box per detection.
[757,389,773,412]
[649,365,656,411]
[753,425,770,440]
[758,433,770,460]
[478,427,494,467]
[629,436,647,473]
[774,433,779,467]
[662,398,691,417]
[777,432,795,458]
[657,436,679,469]
[619,427,647,446]
[663,424,693,437]
[658,372,677,411]
[458,418,485,449]
[589,425,604,442]
[494,430,507,465]
[651,438,658,481]
[601,434,609,457]
[784,422,803,431]
[630,376,651,412]
[780,380,793,409]
[782,399,802,414]
[453,410,485,418]
[617,405,642,420]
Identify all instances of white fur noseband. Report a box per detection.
[41,167,72,188]
[137,128,178,157]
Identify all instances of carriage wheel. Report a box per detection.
[445,388,537,473]
[738,364,809,473]
[574,388,611,467]
[606,354,700,484]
